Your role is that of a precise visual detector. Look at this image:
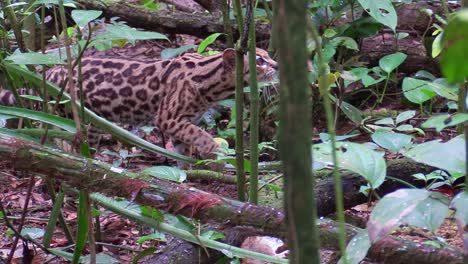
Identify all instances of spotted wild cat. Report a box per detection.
[0,48,278,159]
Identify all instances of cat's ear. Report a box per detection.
[222,48,236,69]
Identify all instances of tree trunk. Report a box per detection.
[275,0,320,263]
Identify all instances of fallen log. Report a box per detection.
[74,0,271,41]
[0,134,462,263]
[315,158,435,216]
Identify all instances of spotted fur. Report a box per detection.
[0,48,278,158]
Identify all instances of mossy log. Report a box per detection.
[0,134,462,263]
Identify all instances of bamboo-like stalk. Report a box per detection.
[247,0,259,204]
[233,0,246,201]
[275,0,320,262]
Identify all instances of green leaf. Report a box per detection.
[5,52,65,65]
[430,78,459,101]
[379,52,407,74]
[371,131,412,154]
[19,94,43,102]
[197,33,224,54]
[367,189,448,242]
[421,113,468,132]
[330,37,359,50]
[137,232,166,244]
[105,25,169,42]
[395,124,415,132]
[132,248,157,264]
[21,227,44,239]
[396,110,416,124]
[339,100,363,124]
[450,192,468,229]
[201,230,225,240]
[440,9,468,83]
[139,206,164,223]
[319,133,359,142]
[0,128,42,143]
[0,106,76,133]
[72,191,89,264]
[414,70,436,81]
[404,135,466,175]
[161,45,197,59]
[71,10,102,28]
[396,32,409,40]
[313,142,386,188]
[142,166,187,183]
[431,33,443,58]
[402,77,437,104]
[404,191,449,231]
[338,230,370,264]
[374,117,394,126]
[357,0,398,31]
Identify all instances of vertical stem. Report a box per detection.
[222,0,234,48]
[233,0,246,201]
[248,0,259,204]
[309,20,348,263]
[276,0,320,262]
[57,0,81,137]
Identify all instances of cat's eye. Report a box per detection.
[256,57,265,65]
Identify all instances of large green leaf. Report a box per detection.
[357,0,397,31]
[441,9,468,83]
[367,189,449,242]
[71,10,102,28]
[0,106,76,133]
[312,141,386,188]
[404,135,466,176]
[402,77,437,104]
[379,52,407,74]
[5,52,65,65]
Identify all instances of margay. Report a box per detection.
[0,48,278,159]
